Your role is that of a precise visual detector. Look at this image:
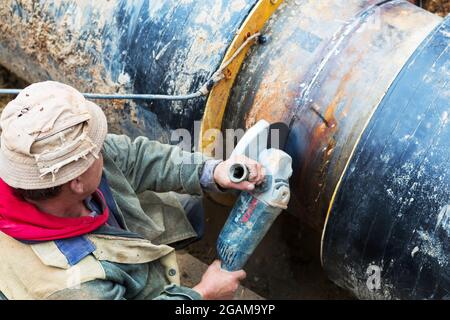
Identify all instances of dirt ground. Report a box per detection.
[0,65,27,112]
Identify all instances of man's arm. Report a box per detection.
[46,260,246,300]
[46,280,203,300]
[104,134,266,195]
[103,134,210,195]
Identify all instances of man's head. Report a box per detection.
[0,81,108,201]
[12,152,104,202]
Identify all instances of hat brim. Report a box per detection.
[0,101,108,190]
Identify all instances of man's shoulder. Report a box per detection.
[104,133,130,145]
[104,133,155,150]
[102,134,133,158]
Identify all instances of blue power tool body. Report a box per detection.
[217,120,293,271]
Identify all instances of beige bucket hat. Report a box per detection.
[0,81,108,189]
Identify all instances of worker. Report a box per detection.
[0,81,265,300]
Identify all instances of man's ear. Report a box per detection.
[68,177,84,195]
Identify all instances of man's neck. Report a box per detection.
[27,197,92,218]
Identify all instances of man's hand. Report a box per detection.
[193,260,246,300]
[213,155,265,191]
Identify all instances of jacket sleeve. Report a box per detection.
[153,284,203,300]
[46,281,202,300]
[103,134,211,195]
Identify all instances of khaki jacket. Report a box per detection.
[0,134,210,300]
